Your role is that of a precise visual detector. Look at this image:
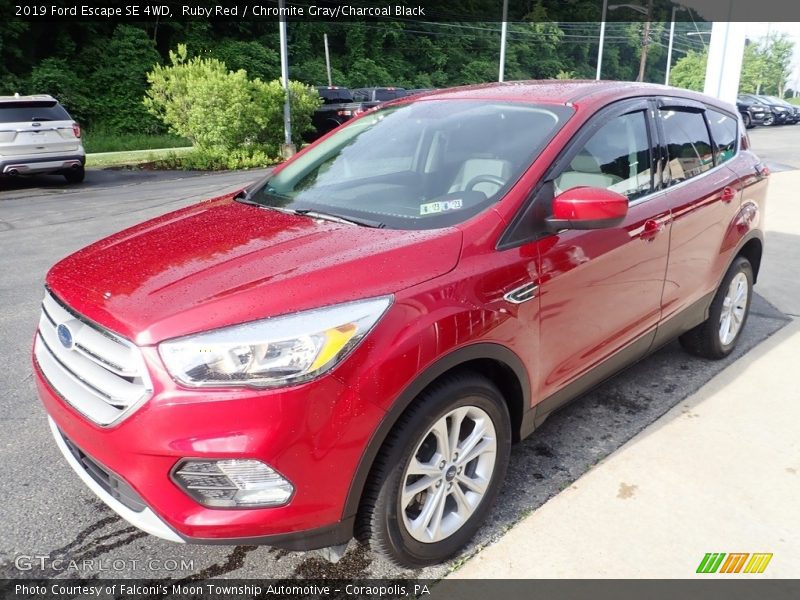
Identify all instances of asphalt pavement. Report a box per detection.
[0,124,794,580]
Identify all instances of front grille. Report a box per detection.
[60,429,147,512]
[34,290,152,426]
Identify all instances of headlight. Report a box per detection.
[159,296,392,387]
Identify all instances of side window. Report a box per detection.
[659,109,714,185]
[555,111,653,201]
[706,109,738,164]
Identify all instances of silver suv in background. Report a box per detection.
[0,94,85,183]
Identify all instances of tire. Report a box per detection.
[356,373,511,568]
[679,256,753,359]
[743,112,752,129]
[63,166,85,184]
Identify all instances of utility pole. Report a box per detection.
[323,33,333,87]
[636,0,653,82]
[596,0,608,80]
[498,0,508,82]
[278,0,295,158]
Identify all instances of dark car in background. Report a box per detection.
[739,93,791,125]
[760,95,800,124]
[352,87,407,109]
[736,95,769,128]
[309,86,365,140]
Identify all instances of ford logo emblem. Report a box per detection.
[57,323,74,349]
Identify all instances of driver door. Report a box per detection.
[533,99,672,414]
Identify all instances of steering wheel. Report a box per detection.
[464,174,506,194]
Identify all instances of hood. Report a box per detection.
[46,195,462,345]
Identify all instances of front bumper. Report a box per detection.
[35,350,386,548]
[48,416,184,543]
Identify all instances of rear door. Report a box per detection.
[654,98,743,324]
[0,101,80,158]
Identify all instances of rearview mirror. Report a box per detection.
[545,186,628,231]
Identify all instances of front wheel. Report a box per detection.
[356,373,511,567]
[679,256,753,359]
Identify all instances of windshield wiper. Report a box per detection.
[233,189,260,205]
[234,191,384,228]
[294,209,385,229]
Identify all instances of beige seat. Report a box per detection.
[448,158,512,197]
[555,151,622,193]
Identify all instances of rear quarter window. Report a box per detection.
[706,109,738,164]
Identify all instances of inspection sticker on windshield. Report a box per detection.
[420,199,463,215]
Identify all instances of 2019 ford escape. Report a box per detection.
[34,81,767,567]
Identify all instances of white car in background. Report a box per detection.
[0,94,85,183]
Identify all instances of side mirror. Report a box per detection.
[545,186,628,231]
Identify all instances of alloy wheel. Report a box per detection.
[400,405,497,543]
[719,272,749,346]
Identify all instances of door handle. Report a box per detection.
[641,219,664,242]
[721,186,737,203]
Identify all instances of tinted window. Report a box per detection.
[706,109,738,164]
[0,101,70,123]
[375,89,406,101]
[250,101,572,230]
[555,110,653,201]
[317,88,354,104]
[660,109,713,185]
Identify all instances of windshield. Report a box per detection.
[766,96,791,106]
[249,100,572,230]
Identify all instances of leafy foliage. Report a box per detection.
[83,26,163,133]
[669,33,796,97]
[154,146,279,171]
[29,58,92,124]
[10,7,791,151]
[144,45,320,155]
[669,50,707,92]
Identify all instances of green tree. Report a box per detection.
[82,25,162,133]
[669,49,707,92]
[28,58,91,123]
[144,45,320,154]
[209,40,280,82]
[760,33,794,96]
[739,43,766,94]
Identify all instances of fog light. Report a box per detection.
[172,459,293,507]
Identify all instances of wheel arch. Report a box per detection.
[341,342,531,521]
[736,235,763,283]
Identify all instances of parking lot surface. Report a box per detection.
[0,126,793,580]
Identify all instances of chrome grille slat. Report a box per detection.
[42,293,135,372]
[36,290,153,426]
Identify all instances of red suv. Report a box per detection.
[34,82,767,567]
